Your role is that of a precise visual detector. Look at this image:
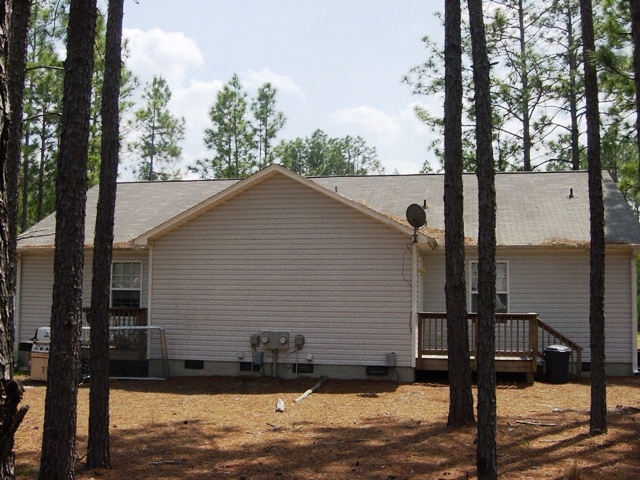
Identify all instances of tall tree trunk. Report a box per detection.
[631,0,640,186]
[20,130,29,232]
[7,0,32,274]
[36,115,45,222]
[445,0,475,428]
[87,0,124,469]
[579,0,606,436]
[566,1,581,170]
[518,0,532,171]
[38,0,97,478]
[0,1,33,477]
[468,0,498,477]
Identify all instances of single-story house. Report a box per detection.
[16,164,640,381]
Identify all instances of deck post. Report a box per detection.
[528,314,538,384]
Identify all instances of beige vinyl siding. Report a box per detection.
[17,253,54,343]
[18,251,149,343]
[507,251,632,364]
[421,253,446,312]
[150,175,413,367]
[420,249,635,364]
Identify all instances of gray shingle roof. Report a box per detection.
[313,170,640,246]
[17,168,640,250]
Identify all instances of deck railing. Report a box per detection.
[81,307,148,350]
[419,312,537,357]
[536,321,583,378]
[418,312,582,378]
[82,307,148,328]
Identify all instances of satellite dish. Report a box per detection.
[406,203,427,230]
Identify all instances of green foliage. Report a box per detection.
[193,74,256,178]
[252,83,286,168]
[20,0,66,230]
[193,74,287,179]
[273,129,384,176]
[594,0,640,212]
[19,0,136,230]
[127,75,185,181]
[404,0,587,173]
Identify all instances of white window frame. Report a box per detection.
[111,261,142,308]
[469,260,509,313]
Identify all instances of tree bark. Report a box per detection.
[444,0,475,428]
[0,1,32,477]
[468,0,498,477]
[38,1,97,478]
[87,0,125,470]
[579,0,606,436]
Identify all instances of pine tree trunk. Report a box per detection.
[579,0,606,436]
[0,2,32,477]
[566,3,581,171]
[468,0,498,477]
[87,0,124,469]
[444,0,475,428]
[38,1,97,478]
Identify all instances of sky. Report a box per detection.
[118,0,445,180]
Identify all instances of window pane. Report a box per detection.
[111,262,142,308]
[496,263,508,292]
[496,293,508,313]
[131,263,141,288]
[111,290,141,308]
[471,263,478,292]
[112,263,122,276]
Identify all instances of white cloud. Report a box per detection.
[243,68,304,97]
[124,28,205,86]
[330,106,402,144]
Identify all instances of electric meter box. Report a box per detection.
[260,331,290,350]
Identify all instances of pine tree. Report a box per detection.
[38,0,97,477]
[444,0,475,428]
[469,0,498,477]
[580,0,607,437]
[87,0,125,469]
[128,75,185,181]
[251,83,285,168]
[0,0,32,476]
[195,74,255,178]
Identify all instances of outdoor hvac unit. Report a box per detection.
[260,331,290,350]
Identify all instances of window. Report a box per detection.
[111,261,142,308]
[470,261,508,313]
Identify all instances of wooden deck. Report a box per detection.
[81,307,149,351]
[417,312,583,383]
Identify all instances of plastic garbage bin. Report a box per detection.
[544,345,571,384]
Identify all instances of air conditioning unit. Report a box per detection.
[260,331,290,351]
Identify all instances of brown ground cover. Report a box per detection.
[15,374,640,479]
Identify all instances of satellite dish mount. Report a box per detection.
[405,203,427,244]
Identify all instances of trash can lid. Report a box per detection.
[544,344,571,352]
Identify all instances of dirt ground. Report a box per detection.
[15,373,640,479]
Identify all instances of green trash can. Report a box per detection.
[544,345,571,384]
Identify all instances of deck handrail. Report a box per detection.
[536,319,583,378]
[418,312,582,379]
[418,312,537,355]
[82,307,148,328]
